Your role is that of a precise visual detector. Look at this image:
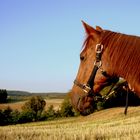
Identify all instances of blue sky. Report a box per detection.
[0,0,140,92]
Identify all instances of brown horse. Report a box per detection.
[71,21,140,115]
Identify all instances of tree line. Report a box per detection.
[0,89,7,103]
[0,96,77,126]
[0,85,140,126]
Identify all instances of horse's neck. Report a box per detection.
[104,32,140,94]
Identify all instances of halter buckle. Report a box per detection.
[83,84,91,93]
[94,61,102,68]
[95,44,103,53]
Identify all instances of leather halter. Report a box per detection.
[73,43,129,115]
[74,44,104,96]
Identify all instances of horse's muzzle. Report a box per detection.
[76,95,95,116]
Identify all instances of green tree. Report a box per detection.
[19,111,35,123]
[60,96,75,117]
[1,107,13,125]
[11,109,20,124]
[0,89,7,103]
[22,96,46,121]
[46,105,56,120]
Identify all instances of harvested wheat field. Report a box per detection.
[0,107,140,140]
[0,99,63,111]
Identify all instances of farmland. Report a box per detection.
[0,99,63,111]
[0,91,66,111]
[0,106,140,140]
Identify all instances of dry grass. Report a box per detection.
[0,99,63,111]
[44,99,63,110]
[0,106,140,140]
[0,101,25,111]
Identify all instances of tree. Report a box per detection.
[22,96,46,121]
[11,109,20,124]
[46,105,57,120]
[0,107,13,125]
[60,96,75,117]
[0,89,7,103]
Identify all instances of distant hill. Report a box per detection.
[7,90,31,96]
[7,90,67,99]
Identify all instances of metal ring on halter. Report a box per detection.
[83,84,91,93]
[94,61,102,68]
[95,44,103,53]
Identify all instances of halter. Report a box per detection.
[74,44,105,96]
[74,43,120,102]
[73,43,129,115]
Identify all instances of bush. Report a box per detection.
[10,109,20,124]
[22,96,46,121]
[60,96,75,117]
[45,105,57,120]
[18,111,35,123]
[0,107,13,125]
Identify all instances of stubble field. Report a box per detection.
[0,106,140,140]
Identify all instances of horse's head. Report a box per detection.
[70,21,118,115]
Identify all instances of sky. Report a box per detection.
[0,0,140,93]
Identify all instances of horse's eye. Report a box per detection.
[80,55,85,61]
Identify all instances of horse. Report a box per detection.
[70,21,140,116]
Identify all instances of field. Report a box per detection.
[0,99,63,111]
[0,92,66,111]
[0,106,140,140]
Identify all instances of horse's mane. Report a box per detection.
[101,30,140,88]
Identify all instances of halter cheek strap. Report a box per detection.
[88,44,104,88]
[74,44,104,95]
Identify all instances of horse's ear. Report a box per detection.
[96,26,103,32]
[82,20,98,35]
[82,21,96,34]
